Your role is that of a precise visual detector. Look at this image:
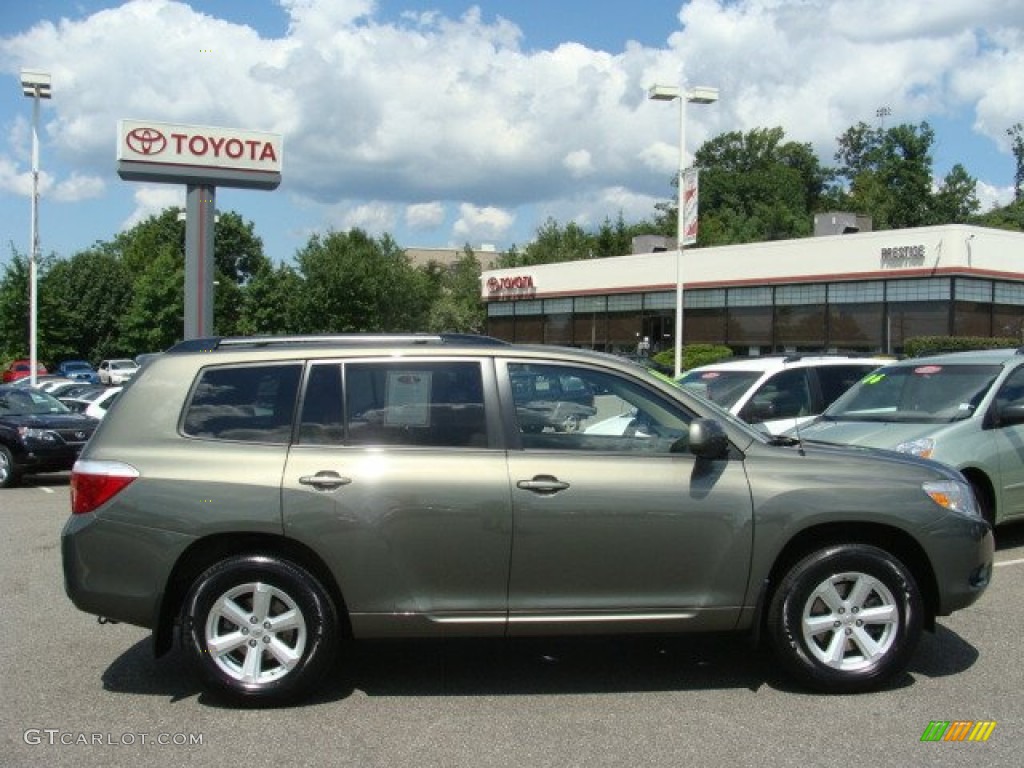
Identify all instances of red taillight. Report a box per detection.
[71,460,139,514]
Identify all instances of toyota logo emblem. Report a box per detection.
[75,432,86,440]
[126,127,167,156]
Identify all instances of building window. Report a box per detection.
[728,286,773,307]
[776,284,826,305]
[829,282,884,304]
[994,283,1024,306]
[574,296,607,313]
[686,289,726,309]
[607,294,642,311]
[487,302,514,316]
[828,304,884,351]
[644,291,675,310]
[544,298,573,314]
[955,278,992,303]
[887,278,950,302]
[515,300,543,316]
[953,301,991,337]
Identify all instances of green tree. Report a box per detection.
[237,261,302,335]
[425,246,486,333]
[292,229,433,333]
[119,250,184,353]
[834,121,947,229]
[690,127,831,244]
[0,250,31,361]
[932,164,980,224]
[38,249,133,363]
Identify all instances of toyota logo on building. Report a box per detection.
[125,126,167,156]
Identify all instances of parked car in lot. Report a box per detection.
[56,359,100,384]
[59,386,122,420]
[62,335,992,705]
[793,347,1024,527]
[676,355,891,434]
[97,358,139,385]
[0,385,98,488]
[2,359,48,383]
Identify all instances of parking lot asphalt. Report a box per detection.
[2,473,1023,768]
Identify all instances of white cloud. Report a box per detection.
[333,201,398,236]
[405,201,445,230]
[121,186,185,230]
[977,180,1015,212]
[51,172,105,202]
[0,0,1020,250]
[453,203,514,242]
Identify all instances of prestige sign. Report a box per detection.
[117,119,282,190]
[880,244,926,269]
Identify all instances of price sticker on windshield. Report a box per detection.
[913,365,943,375]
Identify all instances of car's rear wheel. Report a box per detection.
[184,555,338,705]
[767,543,922,693]
[0,446,21,488]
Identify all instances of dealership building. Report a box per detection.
[480,223,1024,356]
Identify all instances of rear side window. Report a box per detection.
[345,361,487,448]
[183,364,301,443]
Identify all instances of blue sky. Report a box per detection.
[1,0,1021,267]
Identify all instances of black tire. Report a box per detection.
[183,555,339,705]
[0,445,22,489]
[766,544,923,693]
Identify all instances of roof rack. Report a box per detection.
[166,333,509,354]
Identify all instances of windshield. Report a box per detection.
[111,360,135,369]
[676,369,762,409]
[0,388,71,416]
[65,362,91,371]
[824,363,1001,424]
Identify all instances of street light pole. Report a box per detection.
[648,83,718,378]
[20,69,51,388]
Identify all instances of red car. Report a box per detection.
[1,360,48,383]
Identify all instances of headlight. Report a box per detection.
[896,437,935,458]
[923,479,980,518]
[18,427,57,443]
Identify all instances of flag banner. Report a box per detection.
[681,168,699,246]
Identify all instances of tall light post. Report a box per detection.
[648,83,718,378]
[20,69,51,388]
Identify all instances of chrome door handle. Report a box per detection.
[517,475,570,494]
[298,471,352,490]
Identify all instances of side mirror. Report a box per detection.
[688,418,730,460]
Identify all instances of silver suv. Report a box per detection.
[62,335,992,705]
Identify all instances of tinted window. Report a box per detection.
[183,364,301,442]
[0,388,70,416]
[509,363,690,453]
[345,361,487,448]
[816,364,879,408]
[298,364,344,445]
[740,368,811,422]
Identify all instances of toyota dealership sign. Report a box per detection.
[117,119,282,189]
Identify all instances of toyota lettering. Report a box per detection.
[117,119,282,175]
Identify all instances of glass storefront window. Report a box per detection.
[828,303,883,351]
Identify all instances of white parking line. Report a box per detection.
[994,557,1024,568]
[34,486,54,494]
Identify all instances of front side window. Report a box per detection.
[677,369,762,409]
[508,362,691,453]
[183,364,302,442]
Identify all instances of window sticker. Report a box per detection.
[384,371,432,427]
[863,373,886,385]
[914,366,943,375]
[700,372,720,379]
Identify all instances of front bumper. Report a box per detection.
[931,517,994,616]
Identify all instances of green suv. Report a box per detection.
[62,335,993,705]
[795,347,1024,526]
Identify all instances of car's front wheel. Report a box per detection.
[0,445,21,488]
[767,543,923,693]
[183,555,339,705]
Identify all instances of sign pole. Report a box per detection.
[185,184,216,338]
